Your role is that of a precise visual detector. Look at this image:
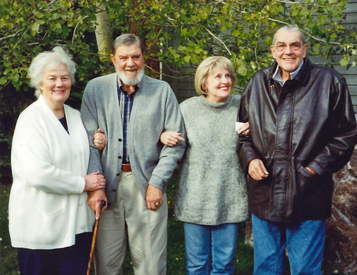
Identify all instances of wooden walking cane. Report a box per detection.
[87,200,106,275]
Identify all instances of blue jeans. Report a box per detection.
[184,222,239,275]
[252,214,325,275]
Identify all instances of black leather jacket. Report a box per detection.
[238,58,357,222]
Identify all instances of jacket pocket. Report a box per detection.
[297,164,319,194]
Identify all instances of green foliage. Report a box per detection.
[104,0,356,87]
[1,0,356,182]
[1,0,355,95]
[0,0,107,94]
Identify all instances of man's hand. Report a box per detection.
[87,189,107,219]
[146,184,163,211]
[248,158,269,180]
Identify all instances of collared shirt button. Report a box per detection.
[113,189,117,192]
[118,156,122,159]
[116,173,120,176]
[118,138,122,142]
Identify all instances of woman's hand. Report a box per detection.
[160,131,185,146]
[236,122,250,135]
[84,171,106,192]
[93,128,106,151]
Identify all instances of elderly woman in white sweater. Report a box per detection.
[161,56,249,274]
[8,47,107,275]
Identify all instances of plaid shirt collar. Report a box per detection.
[117,74,141,94]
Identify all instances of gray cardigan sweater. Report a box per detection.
[174,95,248,225]
[81,73,186,208]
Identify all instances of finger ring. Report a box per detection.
[155,202,160,207]
[99,141,103,144]
[100,182,105,186]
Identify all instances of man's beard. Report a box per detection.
[116,66,144,86]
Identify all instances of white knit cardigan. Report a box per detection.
[9,95,94,250]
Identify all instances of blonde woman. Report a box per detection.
[162,56,249,274]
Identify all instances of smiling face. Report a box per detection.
[111,43,144,90]
[40,63,72,111]
[203,67,232,103]
[270,29,308,81]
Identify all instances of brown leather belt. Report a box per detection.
[121,163,132,172]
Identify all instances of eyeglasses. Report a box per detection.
[274,42,304,52]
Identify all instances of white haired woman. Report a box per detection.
[8,47,107,275]
[161,56,249,274]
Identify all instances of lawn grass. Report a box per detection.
[0,175,255,274]
[0,184,18,275]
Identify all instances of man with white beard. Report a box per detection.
[81,34,186,275]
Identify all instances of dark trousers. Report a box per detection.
[18,232,92,275]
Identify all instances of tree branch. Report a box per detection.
[12,27,29,52]
[0,30,21,42]
[145,64,193,79]
[72,15,88,43]
[205,28,232,55]
[268,18,357,47]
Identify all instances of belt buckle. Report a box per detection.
[121,163,131,172]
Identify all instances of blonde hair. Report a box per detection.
[28,46,76,98]
[194,56,237,96]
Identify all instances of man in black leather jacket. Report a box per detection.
[238,25,357,274]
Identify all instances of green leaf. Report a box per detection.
[231,29,240,37]
[30,22,40,32]
[340,58,349,66]
[237,65,247,76]
[0,77,8,85]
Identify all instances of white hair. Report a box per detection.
[28,46,76,98]
[272,25,306,45]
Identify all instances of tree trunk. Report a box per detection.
[95,2,113,60]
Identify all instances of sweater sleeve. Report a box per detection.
[148,88,186,190]
[237,80,263,173]
[11,111,85,195]
[80,82,104,175]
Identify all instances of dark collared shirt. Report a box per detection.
[117,81,138,164]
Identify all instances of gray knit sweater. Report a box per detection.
[174,95,249,225]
